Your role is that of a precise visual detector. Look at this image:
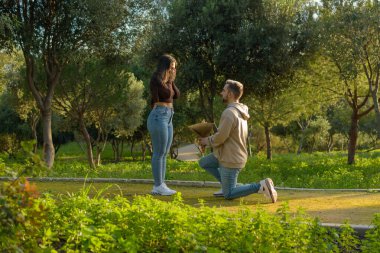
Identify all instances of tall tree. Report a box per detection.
[230,0,317,159]
[0,51,40,151]
[147,0,252,122]
[0,0,130,167]
[319,0,375,164]
[146,0,317,156]
[320,0,380,139]
[54,59,146,167]
[90,70,146,166]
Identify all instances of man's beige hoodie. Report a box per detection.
[208,102,250,169]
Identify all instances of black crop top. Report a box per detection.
[150,75,180,107]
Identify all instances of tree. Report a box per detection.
[0,52,39,150]
[146,0,317,140]
[90,70,146,165]
[319,1,375,164]
[223,0,317,97]
[54,59,146,167]
[234,0,319,159]
[146,0,252,122]
[0,0,130,168]
[321,0,380,139]
[9,87,40,153]
[245,75,326,159]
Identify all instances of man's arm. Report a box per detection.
[199,110,234,147]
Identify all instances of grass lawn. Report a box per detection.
[35,181,380,225]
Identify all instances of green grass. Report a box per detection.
[2,142,380,189]
[52,148,380,189]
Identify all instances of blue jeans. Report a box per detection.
[147,106,174,187]
[199,153,261,199]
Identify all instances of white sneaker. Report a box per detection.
[213,188,224,197]
[151,183,176,196]
[258,178,277,203]
[162,183,177,194]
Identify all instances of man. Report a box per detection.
[198,79,277,202]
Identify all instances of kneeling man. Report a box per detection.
[198,79,277,202]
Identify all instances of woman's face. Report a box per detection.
[167,62,176,81]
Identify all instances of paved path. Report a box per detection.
[176,144,201,161]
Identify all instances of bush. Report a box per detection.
[362,214,380,253]
[1,182,379,252]
[0,133,20,157]
[0,178,50,252]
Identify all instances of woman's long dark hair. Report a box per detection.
[154,54,177,84]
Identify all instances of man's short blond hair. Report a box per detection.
[226,79,244,99]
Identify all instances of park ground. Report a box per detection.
[35,181,380,225]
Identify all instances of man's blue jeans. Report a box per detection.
[199,153,261,199]
[147,106,174,187]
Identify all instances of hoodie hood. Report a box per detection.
[228,102,250,120]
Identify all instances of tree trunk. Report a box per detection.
[111,139,122,162]
[327,133,334,153]
[371,94,380,139]
[94,129,108,166]
[41,109,55,168]
[96,152,101,166]
[25,57,59,168]
[142,141,146,161]
[79,119,95,168]
[296,119,309,155]
[141,131,150,161]
[246,135,252,157]
[131,138,135,161]
[31,116,39,153]
[264,125,272,160]
[348,111,359,165]
[297,136,304,155]
[120,140,124,161]
[366,66,380,138]
[111,139,117,161]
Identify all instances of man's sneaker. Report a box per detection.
[258,178,278,203]
[151,183,176,196]
[213,188,224,197]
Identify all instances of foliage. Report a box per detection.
[1,184,379,252]
[0,133,20,157]
[0,142,50,251]
[0,0,149,168]
[1,143,380,251]
[362,214,380,253]
[245,152,380,189]
[0,93,31,139]
[319,0,380,138]
[318,0,377,164]
[4,143,379,189]
[146,0,317,123]
[0,178,51,252]
[54,58,146,167]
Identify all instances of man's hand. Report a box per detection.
[197,137,209,154]
[198,137,209,146]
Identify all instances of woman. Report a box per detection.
[147,54,180,195]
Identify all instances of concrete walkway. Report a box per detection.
[176,144,201,161]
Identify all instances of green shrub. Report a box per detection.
[1,180,380,252]
[0,133,20,157]
[0,178,51,252]
[362,214,380,253]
